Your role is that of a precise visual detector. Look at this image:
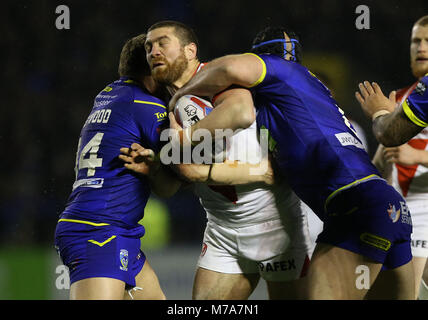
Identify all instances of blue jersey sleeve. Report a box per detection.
[246,53,280,90]
[402,75,428,127]
[132,96,168,153]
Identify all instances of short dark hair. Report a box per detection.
[118,34,150,79]
[415,15,428,27]
[251,26,302,64]
[148,20,199,48]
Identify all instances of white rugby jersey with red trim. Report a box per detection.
[192,62,303,228]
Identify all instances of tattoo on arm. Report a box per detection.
[373,107,423,147]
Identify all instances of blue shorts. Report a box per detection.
[54,220,146,288]
[317,179,413,269]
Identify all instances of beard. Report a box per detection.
[151,50,188,85]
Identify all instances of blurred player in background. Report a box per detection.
[361,15,428,299]
[168,25,415,300]
[140,20,313,299]
[54,34,181,300]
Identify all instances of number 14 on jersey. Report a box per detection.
[74,132,104,178]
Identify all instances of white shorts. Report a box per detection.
[197,219,312,281]
[409,200,428,258]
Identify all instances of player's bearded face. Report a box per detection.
[151,48,188,84]
[410,25,428,79]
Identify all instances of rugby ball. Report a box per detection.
[173,94,226,161]
[173,95,213,128]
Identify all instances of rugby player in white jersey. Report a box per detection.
[135,20,313,299]
[371,15,428,299]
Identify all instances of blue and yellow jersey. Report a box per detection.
[247,53,381,219]
[402,74,428,127]
[59,77,168,228]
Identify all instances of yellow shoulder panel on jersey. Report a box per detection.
[134,100,166,109]
[402,100,428,127]
[243,53,266,88]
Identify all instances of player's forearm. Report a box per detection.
[372,144,392,183]
[174,55,255,100]
[373,110,422,147]
[192,91,255,136]
[177,58,234,99]
[174,160,273,186]
[149,165,182,198]
[208,161,273,186]
[173,163,211,183]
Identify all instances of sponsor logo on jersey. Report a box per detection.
[155,111,167,122]
[399,201,412,225]
[387,203,401,223]
[120,249,129,271]
[72,178,104,190]
[335,132,365,149]
[415,81,427,96]
[360,232,391,251]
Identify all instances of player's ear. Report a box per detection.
[184,42,197,61]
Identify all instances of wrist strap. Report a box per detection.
[372,110,391,121]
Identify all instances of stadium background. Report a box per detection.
[1,0,427,299]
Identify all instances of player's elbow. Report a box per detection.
[229,90,255,129]
[237,103,255,128]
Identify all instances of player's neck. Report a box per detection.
[173,59,200,89]
[142,76,157,94]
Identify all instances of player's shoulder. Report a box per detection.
[132,89,167,116]
[94,78,137,104]
[107,77,167,110]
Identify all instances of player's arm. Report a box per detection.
[383,143,428,168]
[170,88,256,143]
[173,158,274,186]
[119,143,181,198]
[168,53,264,111]
[372,144,393,183]
[356,81,423,146]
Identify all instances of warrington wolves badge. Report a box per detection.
[120,249,128,271]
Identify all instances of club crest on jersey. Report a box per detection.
[387,204,400,223]
[120,249,128,271]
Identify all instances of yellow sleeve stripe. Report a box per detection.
[243,53,267,88]
[134,100,166,109]
[402,100,428,127]
[88,235,117,247]
[58,218,110,227]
